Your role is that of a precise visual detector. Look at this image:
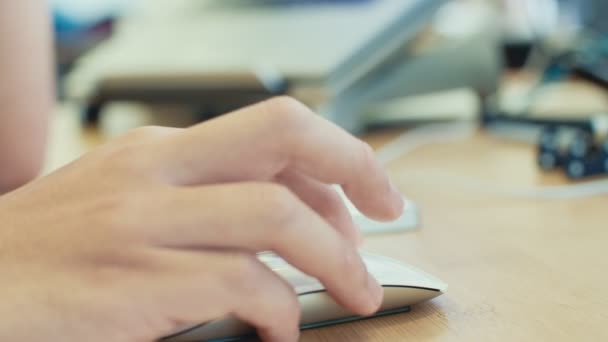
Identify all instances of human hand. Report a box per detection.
[0,97,403,342]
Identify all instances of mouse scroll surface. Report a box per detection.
[162,252,447,342]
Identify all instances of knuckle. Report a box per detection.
[357,141,377,174]
[266,96,307,114]
[105,143,141,168]
[122,126,167,142]
[102,132,164,172]
[258,183,299,231]
[263,96,312,132]
[315,188,343,218]
[222,253,262,290]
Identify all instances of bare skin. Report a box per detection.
[0,97,404,341]
[0,3,403,342]
[0,0,53,192]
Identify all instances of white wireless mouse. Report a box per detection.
[162,252,447,342]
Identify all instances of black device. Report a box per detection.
[537,125,608,179]
[484,0,608,180]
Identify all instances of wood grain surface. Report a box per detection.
[299,129,608,342]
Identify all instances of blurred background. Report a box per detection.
[48,0,608,181]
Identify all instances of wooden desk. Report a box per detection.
[48,111,608,342]
[302,129,608,342]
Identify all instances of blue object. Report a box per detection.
[51,0,130,35]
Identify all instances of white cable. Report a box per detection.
[376,122,608,199]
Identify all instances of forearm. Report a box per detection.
[0,1,54,193]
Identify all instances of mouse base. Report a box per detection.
[205,306,412,342]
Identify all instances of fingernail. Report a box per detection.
[366,273,383,312]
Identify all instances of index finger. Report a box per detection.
[152,97,403,221]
